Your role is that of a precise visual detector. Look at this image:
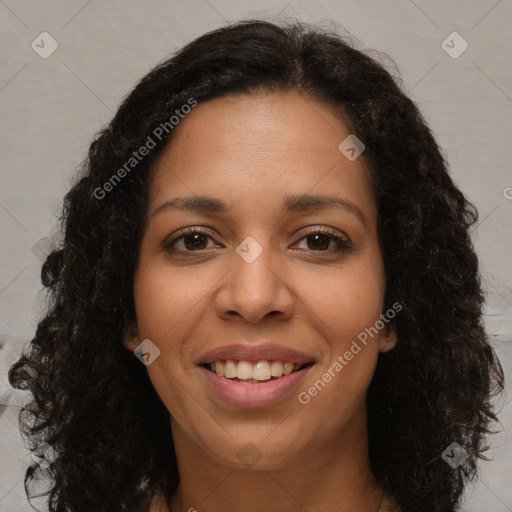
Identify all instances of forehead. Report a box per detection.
[148,91,376,225]
[156,91,357,163]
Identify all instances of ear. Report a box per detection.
[123,321,141,352]
[378,321,398,353]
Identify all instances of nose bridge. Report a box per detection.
[236,236,276,291]
[217,234,294,322]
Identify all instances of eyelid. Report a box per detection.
[297,225,349,241]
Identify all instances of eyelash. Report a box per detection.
[163,226,352,255]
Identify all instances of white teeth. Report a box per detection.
[207,359,306,381]
[236,361,252,380]
[270,361,283,377]
[224,360,237,378]
[253,361,271,381]
[283,362,294,375]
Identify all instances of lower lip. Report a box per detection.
[199,365,313,409]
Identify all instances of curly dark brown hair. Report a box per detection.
[8,19,504,512]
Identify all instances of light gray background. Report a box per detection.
[0,1,511,511]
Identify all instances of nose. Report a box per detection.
[215,240,295,324]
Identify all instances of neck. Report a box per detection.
[168,404,383,512]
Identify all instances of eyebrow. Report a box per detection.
[150,194,367,230]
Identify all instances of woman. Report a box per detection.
[9,19,504,512]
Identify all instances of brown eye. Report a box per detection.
[164,228,218,253]
[295,228,352,253]
[305,233,331,250]
[182,232,209,250]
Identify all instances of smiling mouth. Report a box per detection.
[201,360,314,383]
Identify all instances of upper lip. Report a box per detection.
[197,343,317,365]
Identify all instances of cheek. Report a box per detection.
[132,256,209,341]
[305,255,385,346]
[298,251,384,406]
[295,352,376,445]
[296,267,383,430]
[132,262,202,419]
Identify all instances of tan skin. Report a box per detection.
[124,91,398,512]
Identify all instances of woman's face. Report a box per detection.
[126,91,396,470]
